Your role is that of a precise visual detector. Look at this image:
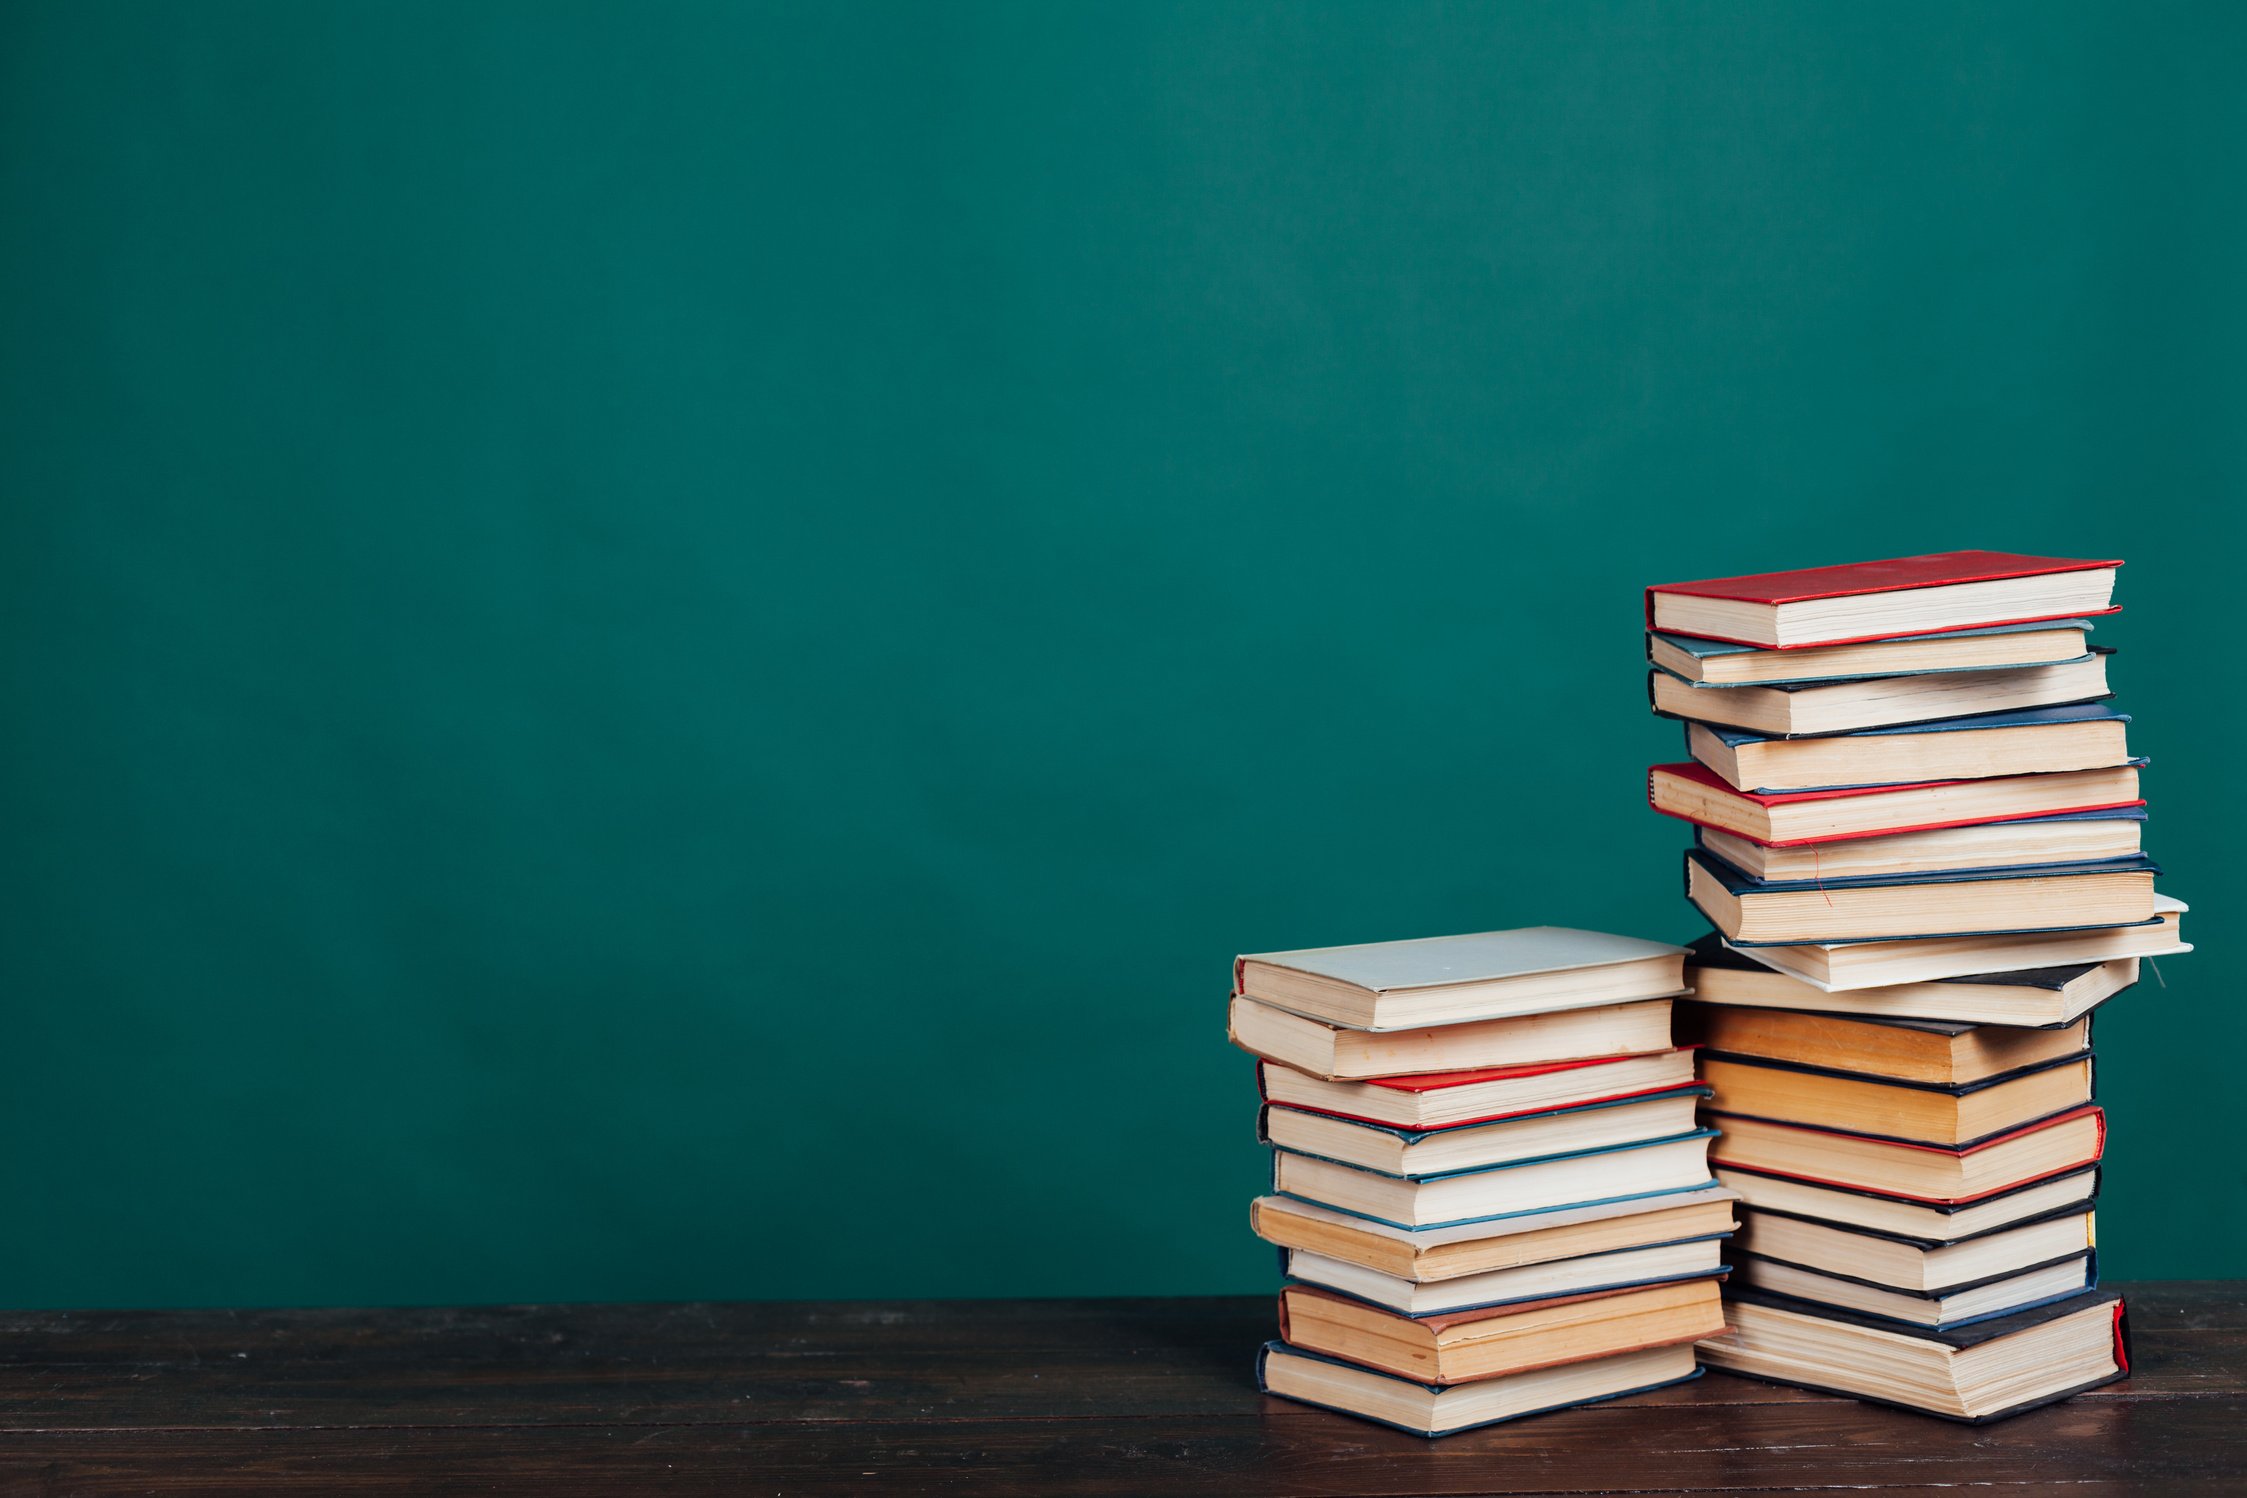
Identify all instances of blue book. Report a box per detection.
[1689,702,2141,794]
[1648,646,2113,738]
[1684,847,2161,947]
[1692,805,2147,885]
[1649,617,2095,687]
[1271,1129,1720,1230]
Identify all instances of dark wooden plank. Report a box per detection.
[0,1283,2236,1432]
[0,1395,2240,1498]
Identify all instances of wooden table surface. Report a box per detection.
[0,1282,2239,1495]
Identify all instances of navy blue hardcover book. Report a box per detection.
[1254,1340,1703,1437]
[1690,702,2144,793]
[1712,1286,2130,1423]
[1648,647,2115,739]
[1684,847,2163,948]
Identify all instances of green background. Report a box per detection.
[2,1,2239,1309]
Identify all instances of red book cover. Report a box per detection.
[1710,1104,2106,1205]
[1646,760,2145,847]
[1643,550,2122,646]
[1358,1047,1696,1093]
[1254,1051,1702,1131]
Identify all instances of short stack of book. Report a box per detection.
[1230,928,1738,1434]
[1642,550,2191,1420]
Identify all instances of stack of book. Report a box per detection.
[1643,550,2191,1420]
[1230,928,1738,1434]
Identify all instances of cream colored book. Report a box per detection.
[1249,1187,1739,1284]
[1731,898,2188,992]
[1234,927,1686,1030]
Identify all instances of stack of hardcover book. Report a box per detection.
[1643,550,2190,1420]
[1230,928,1738,1434]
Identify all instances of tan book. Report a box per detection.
[1709,1107,2104,1203]
[1685,706,2130,795]
[1258,1339,1699,1437]
[1698,816,2142,882]
[1648,760,2141,846]
[1227,994,1674,1080]
[1700,1054,2094,1148]
[1650,655,2109,736]
[1686,850,2155,945]
[1249,1188,1739,1284]
[1733,899,2188,992]
[1256,1047,1697,1129]
[1715,1167,2097,1242]
[1736,1205,2095,1294]
[1685,939,2138,1023]
[1698,1292,2124,1420]
[1278,1278,1726,1384]
[1649,623,2091,686]
[1684,1003,2088,1086]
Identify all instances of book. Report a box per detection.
[1697,1287,2126,1421]
[1645,551,2120,649]
[1649,654,2110,737]
[1256,1339,1700,1437]
[1730,898,2188,991]
[1233,928,1686,1030]
[1708,1106,2104,1204]
[1257,1048,1700,1129]
[1684,849,2158,945]
[1686,936,2137,1023]
[1686,703,2133,795]
[1700,1053,2095,1148]
[1277,1279,1726,1384]
[1272,1130,1719,1229]
[1734,1253,2094,1328]
[1647,619,2093,686]
[1248,1187,1741,1283]
[1284,1236,1729,1316]
[1649,760,2143,845]
[1228,995,1676,1080]
[1681,1000,2090,1085]
[1716,1166,2099,1241]
[1696,809,2144,882]
[1735,1204,2096,1294]
[1262,1089,1707,1177]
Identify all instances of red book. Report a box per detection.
[1647,551,2121,648]
[1710,1105,2106,1205]
[1256,1048,1701,1131]
[1647,759,2144,846]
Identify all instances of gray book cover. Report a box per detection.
[1239,928,1685,993]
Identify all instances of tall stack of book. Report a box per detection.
[1642,550,2190,1421]
[1230,929,1738,1434]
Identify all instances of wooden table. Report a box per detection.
[0,1282,2239,1494]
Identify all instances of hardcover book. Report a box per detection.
[1732,1252,2095,1329]
[1234,928,1687,1030]
[1697,1286,2128,1421]
[1715,1166,2101,1241]
[1276,1278,1726,1384]
[1727,897,2188,991]
[1261,1088,1708,1178]
[1256,1339,1701,1437]
[1283,1235,1730,1317]
[1648,759,2144,846]
[1645,551,2121,649]
[1685,932,2139,1024]
[1734,1202,2096,1294]
[1248,1186,1741,1284]
[1708,1106,2105,1204]
[1647,619,2094,686]
[1696,807,2145,882]
[1687,702,2135,794]
[1683,847,2159,946]
[1271,1129,1719,1230]
[1698,1051,2095,1148]
[1680,997,2091,1084]
[1648,653,2110,737]
[1256,1048,1699,1130]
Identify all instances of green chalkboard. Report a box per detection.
[1,1,2240,1307]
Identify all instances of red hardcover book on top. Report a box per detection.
[1646,551,2121,648]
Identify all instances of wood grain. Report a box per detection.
[0,1283,2236,1494]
